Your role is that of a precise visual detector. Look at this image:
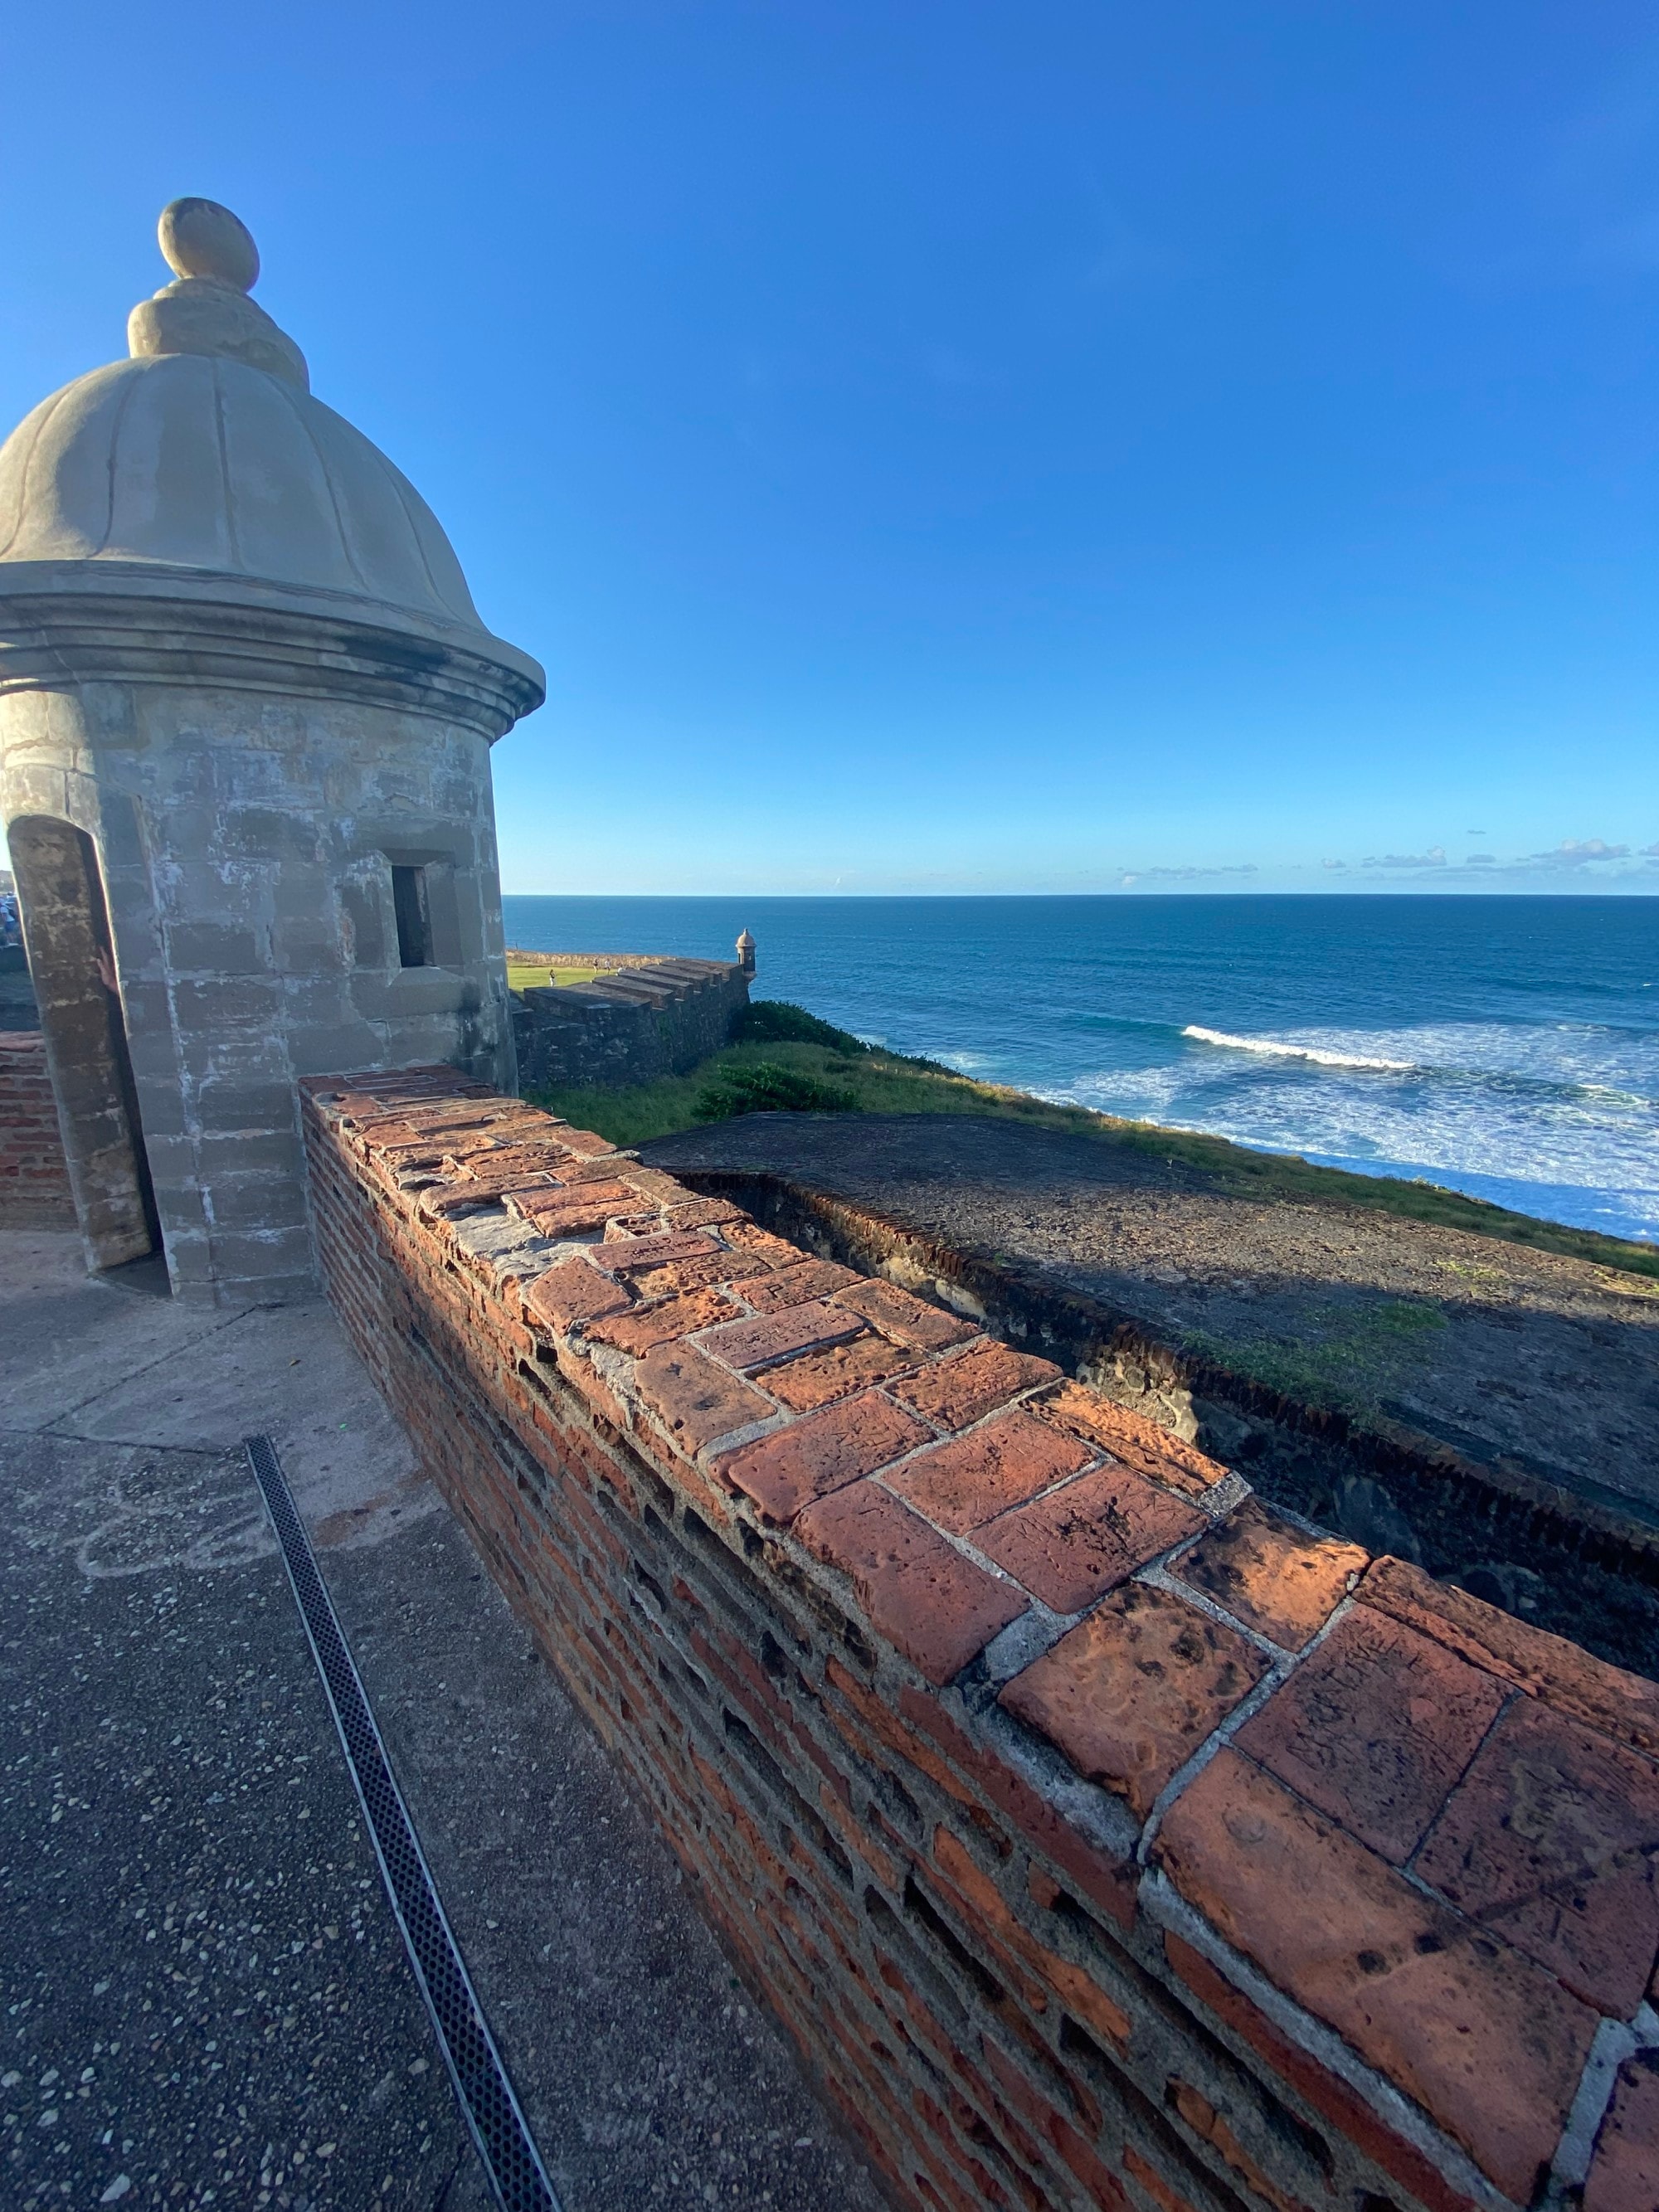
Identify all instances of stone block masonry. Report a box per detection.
[0,1031,73,1224]
[302,1067,1659,2212]
[512,957,750,1091]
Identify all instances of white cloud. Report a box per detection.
[1526,838,1631,868]
[1360,847,1447,869]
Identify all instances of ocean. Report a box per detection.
[499,895,1659,1246]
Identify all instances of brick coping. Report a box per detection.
[303,1067,1659,2211]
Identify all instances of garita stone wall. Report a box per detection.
[303,1066,1659,2212]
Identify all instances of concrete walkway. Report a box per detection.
[0,1229,884,2212]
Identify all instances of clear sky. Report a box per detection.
[3,3,1656,894]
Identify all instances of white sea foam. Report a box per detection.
[1058,1018,1659,1239]
[1183,1026,1417,1072]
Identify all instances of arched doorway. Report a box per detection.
[6,818,160,1272]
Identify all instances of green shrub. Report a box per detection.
[693,1060,859,1121]
[732,999,872,1053]
[733,999,959,1074]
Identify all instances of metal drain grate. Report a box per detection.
[245,1433,562,2212]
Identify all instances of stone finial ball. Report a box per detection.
[158,198,260,292]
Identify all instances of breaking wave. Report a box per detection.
[1182,1026,1416,1073]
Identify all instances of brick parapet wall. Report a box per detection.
[0,1030,73,1223]
[512,958,751,1091]
[302,1068,1659,2212]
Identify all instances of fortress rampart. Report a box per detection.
[511,953,751,1093]
[303,1062,1659,2212]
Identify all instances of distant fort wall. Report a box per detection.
[510,950,752,1093]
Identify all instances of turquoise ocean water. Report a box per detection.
[500,895,1659,1246]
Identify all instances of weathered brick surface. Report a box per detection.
[891,1341,1060,1431]
[1174,1504,1365,1650]
[1155,1750,1596,2203]
[1584,2052,1659,2212]
[1234,1607,1509,1864]
[796,1481,1028,1685]
[0,1032,73,1223]
[304,1070,1659,2212]
[979,1462,1207,1616]
[716,1393,934,1524]
[886,1412,1091,1536]
[1413,1698,1659,2014]
[1002,1587,1269,1819]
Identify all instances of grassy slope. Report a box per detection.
[523,1009,1659,1284]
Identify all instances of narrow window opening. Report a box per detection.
[392,864,431,968]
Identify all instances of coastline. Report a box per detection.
[523,1005,1659,1283]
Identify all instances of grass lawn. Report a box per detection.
[523,1002,1659,1283]
[505,961,608,993]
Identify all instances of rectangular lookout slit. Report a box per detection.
[392,863,432,968]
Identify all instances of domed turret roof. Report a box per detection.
[0,200,505,649]
[0,354,486,634]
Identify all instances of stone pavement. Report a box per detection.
[0,1228,884,2212]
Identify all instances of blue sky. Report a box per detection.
[3,2,1657,894]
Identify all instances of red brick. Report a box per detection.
[1000,1585,1269,1820]
[556,1127,617,1158]
[1154,1748,1597,2201]
[1051,2117,1131,2210]
[1033,1382,1226,1496]
[898,1689,1141,1932]
[586,1288,742,1358]
[1122,2145,1199,2212]
[825,1659,982,1811]
[932,1827,1132,2049]
[1414,1696,1659,2014]
[1235,1607,1508,1863]
[890,1341,1061,1431]
[661,1194,746,1228]
[884,1412,1091,1537]
[1359,1554,1659,1761]
[559,1153,654,1187]
[720,1220,802,1269]
[356,1117,424,1151]
[421,1172,556,1218]
[979,1462,1207,1615]
[698,1298,866,1372]
[459,1140,580,1179]
[731,1257,862,1311]
[1175,1502,1365,1650]
[1584,2053,1659,2212]
[1170,2078,1314,2212]
[715,1392,932,1524]
[632,1340,776,1455]
[628,1255,737,1296]
[763,1333,912,1412]
[595,1163,676,1199]
[830,1277,979,1353]
[508,1179,640,1233]
[1160,1932,1482,2212]
[586,1229,721,1275]
[524,1258,633,1331]
[795,1483,1028,1685]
